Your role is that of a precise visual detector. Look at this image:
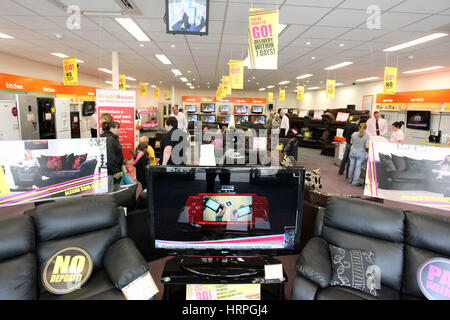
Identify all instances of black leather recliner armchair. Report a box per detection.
[292,196,450,300]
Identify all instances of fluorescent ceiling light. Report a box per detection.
[278,80,290,85]
[180,77,188,82]
[115,18,150,42]
[259,88,266,91]
[151,85,156,88]
[325,62,353,70]
[186,83,192,86]
[83,11,122,16]
[403,66,444,74]
[335,83,344,86]
[296,74,313,80]
[267,85,275,88]
[355,77,379,82]
[308,87,320,90]
[155,54,172,65]
[278,24,287,34]
[98,68,112,74]
[383,33,448,52]
[50,53,84,63]
[125,76,136,81]
[0,32,14,39]
[105,81,113,84]
[171,69,182,76]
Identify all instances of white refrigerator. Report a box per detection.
[54,98,71,139]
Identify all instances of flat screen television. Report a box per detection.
[166,0,209,35]
[218,116,230,124]
[147,166,305,257]
[188,114,198,121]
[201,103,215,113]
[235,105,248,114]
[202,115,216,123]
[251,106,263,114]
[235,115,248,124]
[82,101,95,116]
[186,105,197,113]
[406,110,431,130]
[219,105,231,113]
[253,116,265,125]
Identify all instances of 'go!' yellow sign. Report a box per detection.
[42,247,93,295]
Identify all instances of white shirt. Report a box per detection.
[366,117,388,137]
[88,112,97,130]
[171,112,188,132]
[280,114,290,132]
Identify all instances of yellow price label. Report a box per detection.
[304,131,310,137]
[278,144,283,150]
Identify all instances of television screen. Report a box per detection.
[188,114,198,121]
[219,116,230,124]
[236,115,248,124]
[219,105,231,113]
[201,103,215,113]
[406,111,431,130]
[148,166,305,256]
[235,105,248,114]
[166,0,209,35]
[82,101,95,116]
[186,105,197,113]
[203,115,216,122]
[252,106,263,114]
[253,116,265,124]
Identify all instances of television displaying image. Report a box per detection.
[166,0,209,35]
[235,115,248,124]
[219,105,231,113]
[218,116,230,124]
[235,105,248,114]
[201,103,215,113]
[406,111,431,130]
[82,101,95,116]
[202,115,216,123]
[188,114,199,121]
[186,105,197,113]
[253,116,265,124]
[251,106,263,114]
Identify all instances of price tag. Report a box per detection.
[304,131,310,137]
[264,264,283,280]
[121,272,159,300]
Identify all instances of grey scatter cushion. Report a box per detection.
[329,244,379,297]
[391,154,407,171]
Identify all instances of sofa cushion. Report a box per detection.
[391,154,407,171]
[392,170,426,180]
[329,244,378,296]
[316,284,400,300]
[0,215,35,261]
[46,155,67,171]
[72,153,88,170]
[379,153,396,171]
[304,169,323,193]
[405,157,423,172]
[63,153,75,170]
[47,170,80,180]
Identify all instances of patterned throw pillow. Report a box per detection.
[329,244,379,297]
[405,157,423,172]
[391,154,407,171]
[304,169,323,193]
[46,155,67,171]
[379,153,396,171]
[72,153,88,169]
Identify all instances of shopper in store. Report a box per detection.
[366,111,388,137]
[138,136,157,165]
[271,113,281,134]
[101,121,124,184]
[133,142,149,190]
[348,122,370,186]
[265,111,275,133]
[390,121,405,144]
[160,116,186,165]
[338,117,360,177]
[170,105,188,133]
[280,110,290,137]
[88,107,98,138]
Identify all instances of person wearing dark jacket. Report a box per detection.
[338,117,360,177]
[101,121,124,183]
[133,142,149,190]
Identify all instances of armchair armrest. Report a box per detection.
[295,237,331,288]
[104,238,148,290]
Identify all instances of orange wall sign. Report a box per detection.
[376,89,450,104]
[182,96,266,104]
[0,73,96,96]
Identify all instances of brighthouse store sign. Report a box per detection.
[42,247,93,294]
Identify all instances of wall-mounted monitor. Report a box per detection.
[188,114,199,121]
[186,105,197,113]
[219,105,231,113]
[235,115,249,124]
[166,0,209,35]
[406,110,431,131]
[218,116,230,124]
[251,106,263,114]
[201,103,215,113]
[234,105,248,114]
[82,101,95,116]
[202,115,216,123]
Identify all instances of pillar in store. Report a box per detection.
[112,51,119,90]
[171,84,175,107]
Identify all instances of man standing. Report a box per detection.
[366,111,388,137]
[338,117,360,177]
[171,105,188,133]
[265,111,274,133]
[280,110,290,137]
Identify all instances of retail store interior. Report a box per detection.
[0,0,449,302]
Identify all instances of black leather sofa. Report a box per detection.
[292,196,450,300]
[0,194,150,300]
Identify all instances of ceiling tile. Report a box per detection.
[401,15,450,32]
[390,0,450,14]
[279,6,332,25]
[284,0,342,7]
[316,9,369,28]
[301,26,351,39]
[378,11,429,30]
[339,0,404,11]
[0,0,34,15]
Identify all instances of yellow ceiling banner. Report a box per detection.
[229,60,244,89]
[279,89,285,101]
[119,74,126,90]
[62,57,78,86]
[163,89,169,100]
[216,83,224,101]
[326,80,335,98]
[222,76,231,96]
[154,87,160,98]
[384,67,398,94]
[297,86,304,100]
[248,8,279,70]
[139,82,147,96]
[268,92,273,103]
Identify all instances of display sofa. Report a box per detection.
[0,194,150,300]
[291,196,450,300]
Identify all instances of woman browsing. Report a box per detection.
[348,122,370,186]
[390,121,405,144]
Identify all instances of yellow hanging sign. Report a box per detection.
[154,87,160,98]
[279,89,285,101]
[268,92,273,103]
[297,86,304,100]
[216,83,224,101]
[164,89,169,100]
[119,74,126,90]
[62,57,78,86]
[229,60,244,89]
[384,67,398,95]
[326,80,335,98]
[222,76,231,96]
[139,82,147,96]
[0,166,10,197]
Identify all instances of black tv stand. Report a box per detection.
[161,256,287,300]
